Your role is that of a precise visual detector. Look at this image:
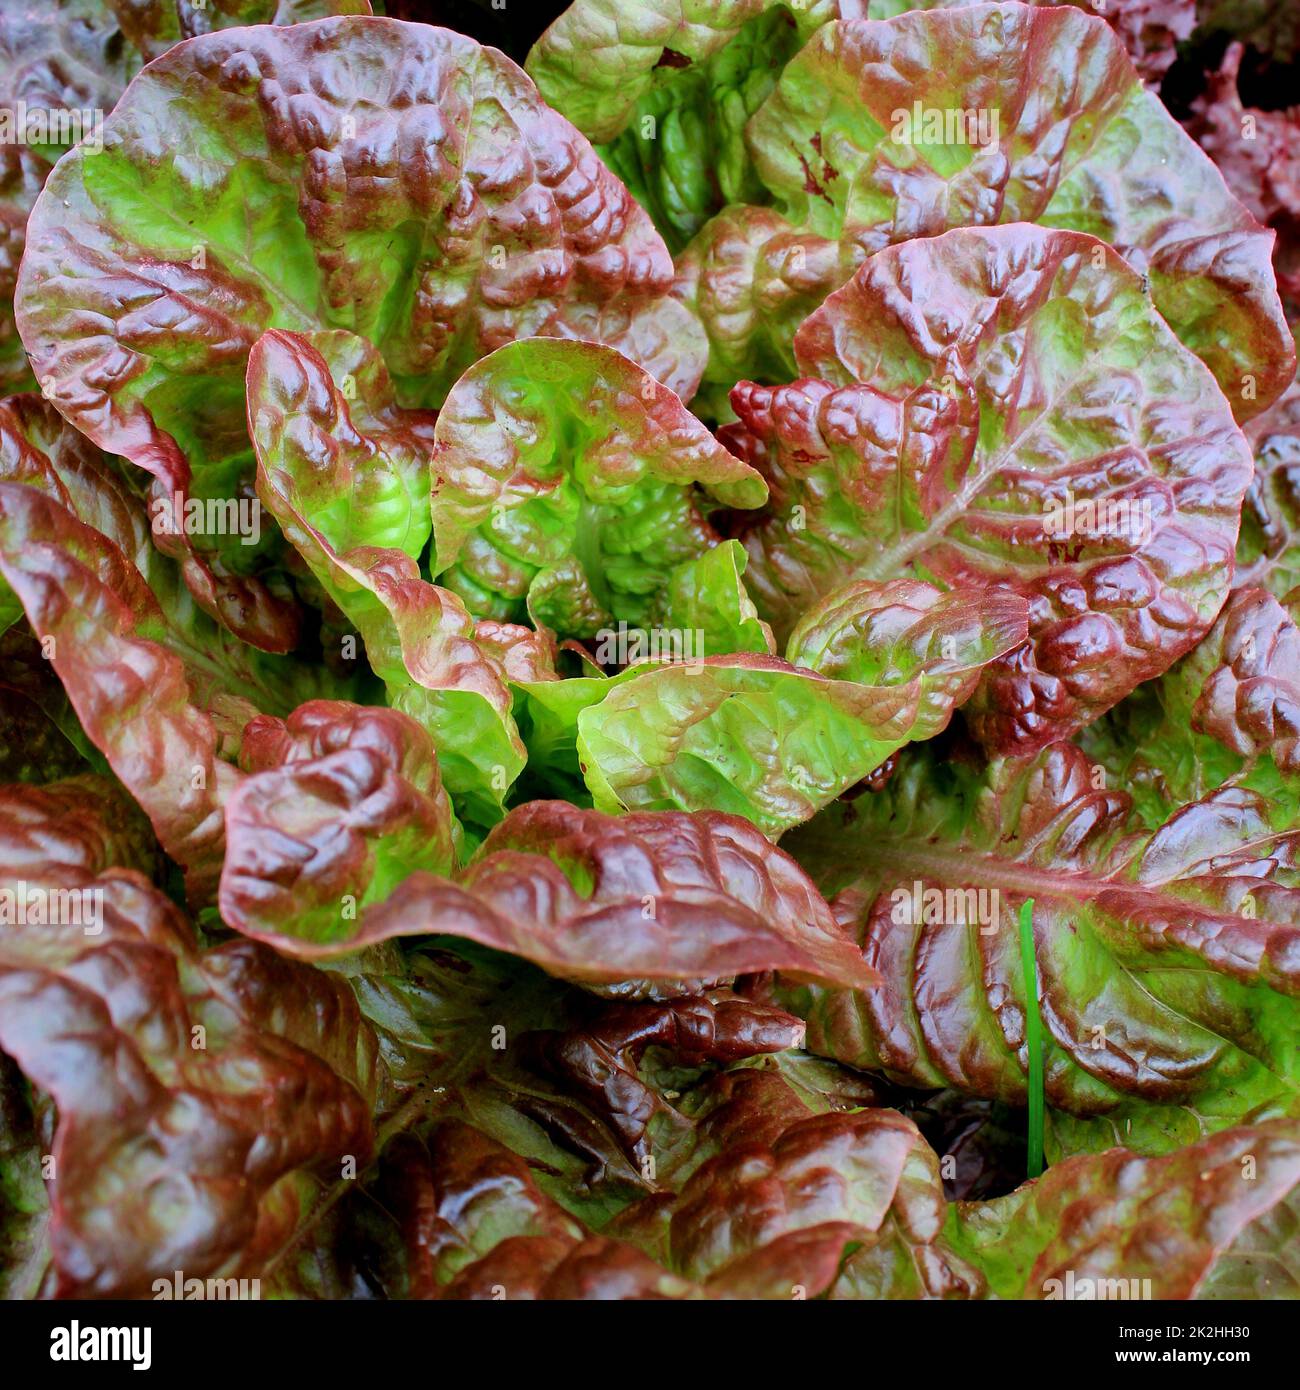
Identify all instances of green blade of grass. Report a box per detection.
[1019,896,1045,1179]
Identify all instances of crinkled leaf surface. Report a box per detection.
[681,3,1293,413]
[526,0,852,146]
[1186,43,1300,320]
[575,580,1026,835]
[0,1,373,393]
[655,1104,982,1297]
[527,1,1191,258]
[1080,585,1300,828]
[344,963,969,1299]
[781,738,1300,1155]
[0,773,160,883]
[0,394,335,723]
[0,778,387,1297]
[220,700,458,955]
[0,482,240,899]
[375,1119,694,1299]
[725,224,1252,751]
[0,395,349,898]
[1,0,1295,1308]
[353,800,878,995]
[344,942,841,1259]
[15,15,704,649]
[529,0,852,254]
[948,1117,1300,1298]
[248,327,527,829]
[1237,377,1300,598]
[428,338,764,635]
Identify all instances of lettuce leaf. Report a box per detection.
[15,15,705,648]
[576,580,1026,835]
[679,3,1293,414]
[0,777,388,1297]
[351,799,879,994]
[725,224,1252,751]
[429,337,765,634]
[781,738,1300,1154]
[247,327,528,830]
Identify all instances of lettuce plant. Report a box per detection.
[0,2,1299,1304]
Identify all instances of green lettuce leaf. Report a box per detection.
[247,327,527,830]
[948,1117,1300,1298]
[575,580,1027,835]
[428,337,765,636]
[15,15,704,649]
[663,539,774,657]
[680,2,1293,414]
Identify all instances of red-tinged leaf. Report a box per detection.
[220,700,459,955]
[948,1117,1300,1298]
[351,801,879,994]
[474,621,562,685]
[0,1,374,395]
[377,1121,696,1299]
[0,774,159,883]
[0,395,357,899]
[781,737,1300,1154]
[1237,376,1300,597]
[659,1107,983,1297]
[0,482,237,900]
[1186,42,1300,320]
[724,3,1293,417]
[14,16,704,646]
[528,2,1193,268]
[247,328,527,828]
[520,993,805,1162]
[1079,584,1300,830]
[725,224,1252,752]
[1164,588,1300,770]
[0,781,386,1297]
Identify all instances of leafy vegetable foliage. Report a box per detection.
[0,1,1295,1304]
[16,15,705,650]
[725,224,1252,751]
[669,3,1294,417]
